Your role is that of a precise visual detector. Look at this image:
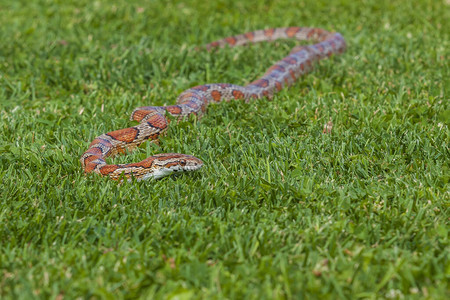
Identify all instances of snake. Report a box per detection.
[80,27,346,181]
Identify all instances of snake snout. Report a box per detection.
[183,155,204,171]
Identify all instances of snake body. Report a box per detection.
[80,27,346,181]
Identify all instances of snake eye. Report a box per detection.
[180,159,186,166]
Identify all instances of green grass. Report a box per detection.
[0,0,448,298]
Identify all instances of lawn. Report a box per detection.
[0,0,448,298]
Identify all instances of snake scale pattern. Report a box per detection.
[80,27,346,181]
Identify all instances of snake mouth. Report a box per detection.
[184,163,203,171]
[138,163,203,181]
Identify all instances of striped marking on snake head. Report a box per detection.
[140,153,204,180]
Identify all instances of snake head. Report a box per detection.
[148,153,204,180]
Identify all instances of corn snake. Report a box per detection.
[80,27,346,181]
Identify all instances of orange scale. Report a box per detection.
[289,70,296,80]
[84,161,101,173]
[211,90,222,102]
[209,41,219,48]
[285,27,300,37]
[232,90,245,99]
[244,32,255,41]
[264,28,275,38]
[275,81,283,91]
[166,105,182,115]
[83,153,101,165]
[107,127,139,143]
[146,114,168,130]
[89,138,112,148]
[225,36,237,46]
[99,164,119,175]
[85,147,103,156]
